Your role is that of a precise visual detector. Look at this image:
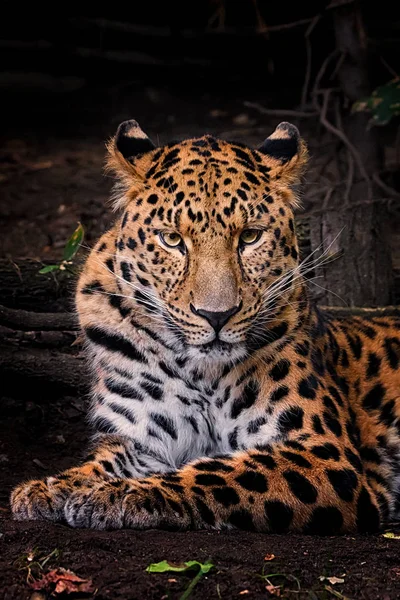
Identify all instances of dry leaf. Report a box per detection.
[319,576,345,584]
[209,109,228,118]
[264,554,275,561]
[30,568,94,596]
[26,160,53,171]
[265,584,281,596]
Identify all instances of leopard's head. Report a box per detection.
[107,120,308,363]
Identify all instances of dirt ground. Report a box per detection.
[2,85,400,599]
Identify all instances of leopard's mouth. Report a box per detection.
[199,339,234,353]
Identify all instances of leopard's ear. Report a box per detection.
[258,122,308,186]
[106,120,156,183]
[115,120,155,159]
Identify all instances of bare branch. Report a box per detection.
[301,15,321,109]
[243,101,317,119]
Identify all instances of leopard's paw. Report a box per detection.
[10,464,107,522]
[10,478,66,522]
[64,481,127,529]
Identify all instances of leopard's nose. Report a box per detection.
[190,303,241,334]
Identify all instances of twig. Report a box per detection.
[74,46,213,67]
[304,185,340,200]
[311,49,341,109]
[335,98,354,205]
[344,150,354,205]
[70,18,171,37]
[69,16,316,38]
[243,101,317,118]
[266,17,315,32]
[0,40,213,67]
[301,15,321,109]
[330,50,346,81]
[380,56,399,79]
[321,186,335,211]
[314,89,373,199]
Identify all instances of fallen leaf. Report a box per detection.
[265,584,281,596]
[264,554,275,561]
[383,532,400,539]
[319,576,345,584]
[30,568,94,596]
[239,591,249,595]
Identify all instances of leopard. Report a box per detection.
[11,119,400,534]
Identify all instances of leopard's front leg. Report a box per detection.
[64,442,389,533]
[10,433,171,522]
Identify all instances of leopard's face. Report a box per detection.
[110,121,308,361]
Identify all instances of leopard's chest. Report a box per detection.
[163,370,280,464]
[92,348,281,468]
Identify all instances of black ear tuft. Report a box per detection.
[115,120,156,159]
[259,122,300,163]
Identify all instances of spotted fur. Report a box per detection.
[11,120,400,534]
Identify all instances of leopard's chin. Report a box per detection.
[185,338,248,365]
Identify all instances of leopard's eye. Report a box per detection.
[240,229,262,245]
[160,231,183,248]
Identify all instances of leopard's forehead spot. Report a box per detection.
[145,136,271,194]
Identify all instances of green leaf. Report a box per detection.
[352,78,400,126]
[146,559,214,574]
[63,222,84,262]
[146,559,214,600]
[39,264,60,274]
[383,531,400,539]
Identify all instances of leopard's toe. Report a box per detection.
[10,479,62,521]
[64,482,125,530]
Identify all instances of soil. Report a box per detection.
[2,85,400,600]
